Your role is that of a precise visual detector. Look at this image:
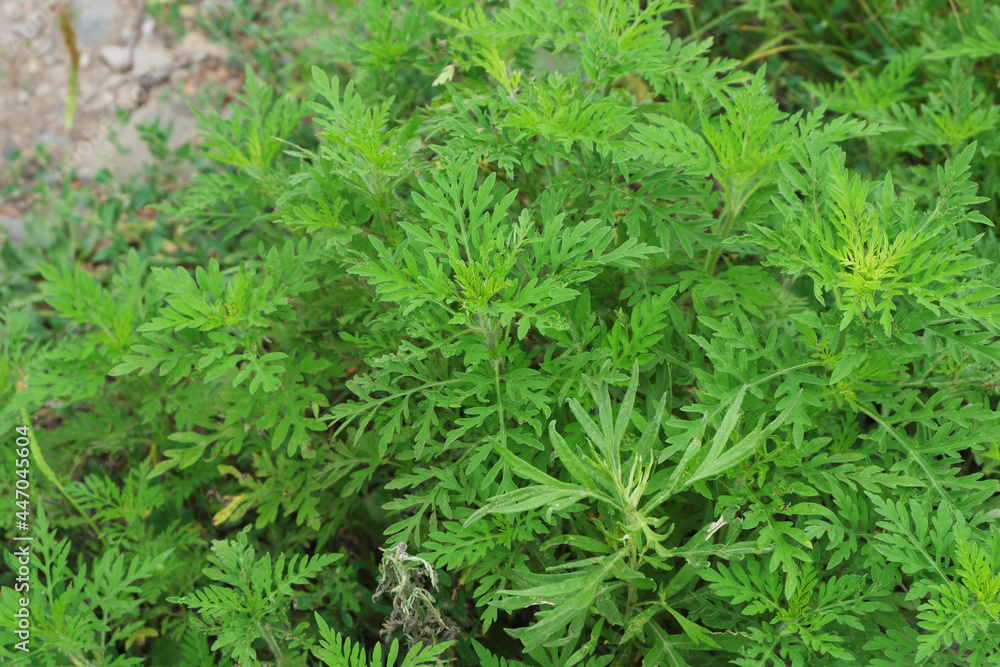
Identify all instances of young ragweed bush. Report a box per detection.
[3,0,1000,665]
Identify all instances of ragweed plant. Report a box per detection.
[2,0,1000,666]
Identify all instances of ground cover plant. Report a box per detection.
[3,0,1000,665]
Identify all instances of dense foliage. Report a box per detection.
[4,0,1000,665]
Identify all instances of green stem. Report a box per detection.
[493,362,507,447]
[20,408,104,544]
[834,327,847,355]
[67,654,98,667]
[683,6,697,35]
[703,195,738,274]
[258,623,285,667]
[624,562,638,618]
[58,3,80,130]
[603,75,615,97]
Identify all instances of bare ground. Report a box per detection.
[1,0,245,241]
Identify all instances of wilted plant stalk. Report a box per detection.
[58,1,79,130]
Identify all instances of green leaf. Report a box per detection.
[463,486,593,526]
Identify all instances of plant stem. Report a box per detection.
[20,408,104,544]
[703,195,738,274]
[834,327,847,355]
[258,623,285,667]
[67,654,98,667]
[58,2,80,130]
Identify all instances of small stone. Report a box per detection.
[132,45,174,75]
[103,73,127,90]
[177,31,229,62]
[72,0,117,46]
[144,33,167,48]
[117,82,143,110]
[99,45,131,72]
[37,132,67,148]
[100,44,174,75]
[92,90,114,109]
